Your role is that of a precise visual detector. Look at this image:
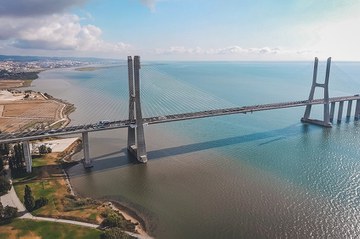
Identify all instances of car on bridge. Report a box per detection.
[97,120,110,128]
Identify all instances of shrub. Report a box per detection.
[34,197,49,209]
[0,177,11,195]
[3,206,17,219]
[100,212,135,232]
[101,213,122,228]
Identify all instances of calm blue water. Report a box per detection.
[33,61,360,238]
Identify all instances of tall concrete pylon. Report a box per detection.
[82,131,92,168]
[301,57,332,127]
[23,141,32,173]
[127,56,148,163]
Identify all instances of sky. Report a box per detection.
[0,0,359,61]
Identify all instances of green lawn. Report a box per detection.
[0,219,102,239]
[32,155,49,167]
[14,180,60,216]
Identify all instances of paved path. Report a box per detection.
[0,186,26,212]
[0,185,153,239]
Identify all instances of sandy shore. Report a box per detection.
[107,201,151,238]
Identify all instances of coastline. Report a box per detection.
[64,168,152,237]
[25,68,152,237]
[63,168,152,237]
[108,201,149,237]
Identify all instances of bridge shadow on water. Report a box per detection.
[74,123,323,176]
[147,123,320,159]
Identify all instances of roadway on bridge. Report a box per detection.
[0,95,359,144]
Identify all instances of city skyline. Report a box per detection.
[0,0,359,61]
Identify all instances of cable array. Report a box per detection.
[1,60,357,135]
[140,65,236,118]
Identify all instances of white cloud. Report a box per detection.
[155,46,313,59]
[0,0,132,57]
[0,13,131,55]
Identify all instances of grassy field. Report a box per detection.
[13,165,107,223]
[6,149,138,237]
[12,151,109,223]
[0,219,102,239]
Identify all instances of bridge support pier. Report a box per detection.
[127,56,148,163]
[23,141,32,173]
[337,101,344,123]
[330,102,335,122]
[82,132,92,168]
[355,99,360,121]
[346,100,352,119]
[301,57,332,127]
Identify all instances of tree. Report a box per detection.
[34,197,48,210]
[101,213,123,228]
[100,212,135,232]
[0,202,17,221]
[3,206,17,219]
[38,145,47,155]
[0,143,9,156]
[0,202,3,218]
[24,185,35,211]
[10,143,25,172]
[38,145,52,155]
[0,177,11,195]
[0,157,4,173]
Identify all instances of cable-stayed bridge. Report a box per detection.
[1,56,360,172]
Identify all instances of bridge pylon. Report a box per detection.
[23,141,32,173]
[82,132,92,168]
[127,56,148,163]
[301,57,332,127]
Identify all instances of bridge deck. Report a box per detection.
[144,95,360,124]
[0,95,359,143]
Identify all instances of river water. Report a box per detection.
[30,61,360,238]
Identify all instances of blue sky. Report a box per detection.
[0,0,359,60]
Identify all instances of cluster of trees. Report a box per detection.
[0,143,9,173]
[9,143,26,175]
[24,185,48,212]
[0,202,17,223]
[100,210,137,239]
[38,144,52,155]
[0,143,11,195]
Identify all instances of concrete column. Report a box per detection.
[127,56,136,149]
[134,56,148,163]
[82,132,92,168]
[346,100,352,119]
[23,141,32,173]
[337,101,344,123]
[355,99,360,120]
[303,57,318,120]
[323,57,331,126]
[330,102,335,122]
